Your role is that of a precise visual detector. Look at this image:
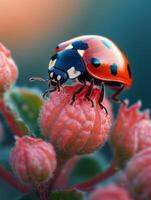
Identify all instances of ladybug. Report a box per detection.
[30,35,132,113]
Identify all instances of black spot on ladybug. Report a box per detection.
[72,40,88,50]
[51,54,58,60]
[127,64,132,78]
[101,39,111,49]
[110,64,118,76]
[91,58,101,68]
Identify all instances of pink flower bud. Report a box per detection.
[89,185,132,200]
[40,84,112,157]
[126,148,151,199]
[111,101,150,167]
[10,136,57,185]
[0,43,18,97]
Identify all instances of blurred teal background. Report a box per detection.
[0,0,151,199]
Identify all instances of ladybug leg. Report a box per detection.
[111,85,125,104]
[98,83,108,114]
[85,79,94,107]
[70,81,86,105]
[43,87,57,99]
[57,81,61,92]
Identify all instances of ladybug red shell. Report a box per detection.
[55,35,132,87]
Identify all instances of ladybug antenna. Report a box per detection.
[29,77,49,83]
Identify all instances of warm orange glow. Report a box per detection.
[0,0,84,46]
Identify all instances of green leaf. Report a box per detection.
[69,153,108,185]
[49,190,83,200]
[17,194,39,200]
[6,87,43,137]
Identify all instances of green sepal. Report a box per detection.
[5,87,43,137]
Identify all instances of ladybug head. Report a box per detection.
[48,40,88,86]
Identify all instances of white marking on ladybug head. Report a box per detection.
[50,72,54,78]
[57,75,61,81]
[77,49,85,57]
[67,67,81,79]
[48,59,57,70]
[65,44,73,50]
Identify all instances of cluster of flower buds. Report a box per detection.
[9,83,113,186]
